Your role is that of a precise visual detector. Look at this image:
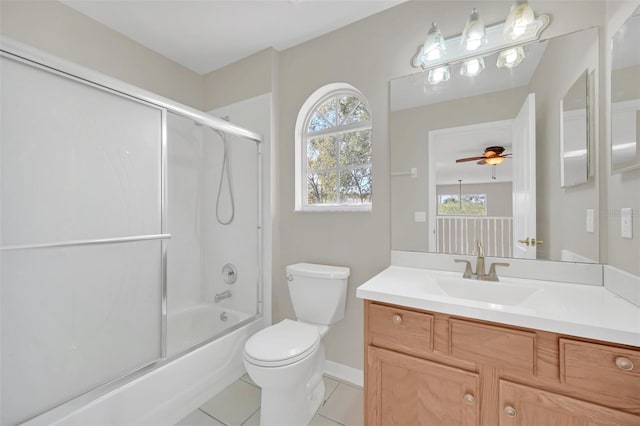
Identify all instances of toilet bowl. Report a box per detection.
[243,263,350,426]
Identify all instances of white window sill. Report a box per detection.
[295,205,372,213]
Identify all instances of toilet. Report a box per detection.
[243,263,350,426]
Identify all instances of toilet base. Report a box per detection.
[253,345,326,426]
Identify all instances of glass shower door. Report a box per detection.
[0,54,165,425]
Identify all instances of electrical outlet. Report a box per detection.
[414,211,426,222]
[621,208,633,239]
[586,209,594,233]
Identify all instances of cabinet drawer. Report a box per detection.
[368,304,433,357]
[560,339,640,409]
[450,319,535,374]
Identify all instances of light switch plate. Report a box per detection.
[414,211,426,222]
[621,208,633,239]
[586,209,594,233]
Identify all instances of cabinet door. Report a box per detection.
[367,346,479,426]
[499,380,640,426]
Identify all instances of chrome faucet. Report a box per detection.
[214,290,232,303]
[454,241,509,281]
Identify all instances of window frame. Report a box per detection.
[437,193,488,216]
[295,84,372,212]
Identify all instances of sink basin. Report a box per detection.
[436,277,539,306]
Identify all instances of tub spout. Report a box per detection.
[214,290,232,303]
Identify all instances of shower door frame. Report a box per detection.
[1,38,264,424]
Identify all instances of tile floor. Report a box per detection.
[176,374,363,426]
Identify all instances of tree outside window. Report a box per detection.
[302,90,372,209]
[438,194,487,215]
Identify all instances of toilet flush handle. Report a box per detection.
[287,274,294,281]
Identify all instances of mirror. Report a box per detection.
[391,27,599,263]
[560,70,590,187]
[611,8,640,173]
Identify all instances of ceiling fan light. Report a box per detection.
[496,46,526,68]
[461,8,487,51]
[503,0,536,40]
[428,65,450,85]
[460,57,485,77]
[485,156,505,165]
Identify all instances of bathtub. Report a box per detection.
[167,304,254,356]
[22,310,264,426]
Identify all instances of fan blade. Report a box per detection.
[502,153,512,157]
[477,160,487,165]
[456,156,486,163]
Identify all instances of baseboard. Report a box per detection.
[324,360,363,388]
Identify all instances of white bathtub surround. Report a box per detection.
[605,265,640,308]
[357,265,640,347]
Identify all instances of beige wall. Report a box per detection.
[203,48,278,111]
[0,0,204,109]
[604,1,640,275]
[528,27,601,262]
[612,65,640,102]
[390,87,528,252]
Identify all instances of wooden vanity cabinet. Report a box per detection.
[364,301,640,426]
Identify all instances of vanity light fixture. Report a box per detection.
[496,46,526,68]
[460,57,485,77]
[428,65,450,84]
[412,6,548,70]
[461,8,487,51]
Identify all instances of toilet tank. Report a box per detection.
[286,263,350,325]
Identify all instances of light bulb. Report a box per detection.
[461,8,487,51]
[428,66,450,85]
[485,156,505,165]
[496,46,526,68]
[504,0,536,40]
[421,22,446,64]
[460,57,486,77]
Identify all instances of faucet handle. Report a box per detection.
[487,262,510,281]
[454,259,474,279]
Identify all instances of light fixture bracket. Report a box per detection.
[412,14,550,69]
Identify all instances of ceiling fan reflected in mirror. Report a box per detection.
[455,145,512,165]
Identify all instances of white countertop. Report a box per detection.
[356,266,640,347]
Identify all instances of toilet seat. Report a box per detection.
[244,319,320,367]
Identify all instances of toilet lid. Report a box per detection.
[244,319,320,367]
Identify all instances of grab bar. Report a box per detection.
[0,234,172,251]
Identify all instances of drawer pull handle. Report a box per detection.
[463,393,475,405]
[615,356,634,371]
[504,405,517,417]
[392,314,402,325]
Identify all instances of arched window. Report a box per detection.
[295,83,372,211]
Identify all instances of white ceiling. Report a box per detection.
[62,0,405,75]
